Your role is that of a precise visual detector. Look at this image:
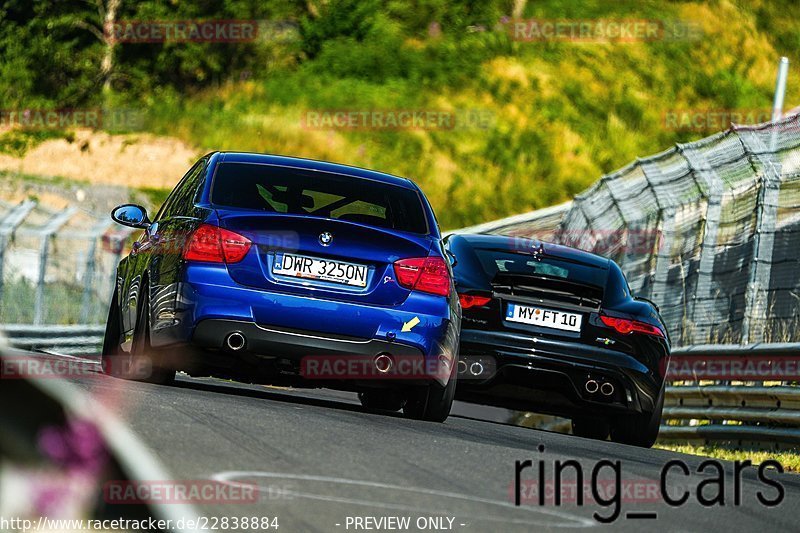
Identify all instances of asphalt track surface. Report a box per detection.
[63,360,800,533]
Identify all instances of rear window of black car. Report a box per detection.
[211,163,428,234]
[475,249,608,288]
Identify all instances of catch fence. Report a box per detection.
[0,197,133,324]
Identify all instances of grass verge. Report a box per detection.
[656,443,800,473]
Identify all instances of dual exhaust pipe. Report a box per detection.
[585,378,614,397]
[457,360,484,377]
[222,335,398,375]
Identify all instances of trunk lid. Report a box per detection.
[463,246,610,343]
[217,210,433,307]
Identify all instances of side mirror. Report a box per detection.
[111,204,151,229]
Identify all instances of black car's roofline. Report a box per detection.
[450,233,611,269]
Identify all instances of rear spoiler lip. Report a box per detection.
[476,246,610,270]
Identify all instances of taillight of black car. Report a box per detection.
[458,293,492,309]
[599,314,665,338]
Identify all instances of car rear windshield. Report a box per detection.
[475,249,608,288]
[211,163,429,234]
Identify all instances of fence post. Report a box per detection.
[650,207,677,306]
[33,208,77,325]
[738,129,783,344]
[80,219,113,323]
[680,142,725,345]
[600,177,628,258]
[0,201,37,308]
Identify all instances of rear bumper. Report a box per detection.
[193,319,423,358]
[456,328,667,417]
[190,318,448,387]
[149,264,460,388]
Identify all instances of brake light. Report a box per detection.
[600,315,664,337]
[183,224,252,263]
[393,256,450,296]
[458,293,492,309]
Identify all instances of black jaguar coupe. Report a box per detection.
[445,234,670,447]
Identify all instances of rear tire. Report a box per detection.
[101,289,130,378]
[130,286,175,385]
[358,391,404,412]
[402,365,457,422]
[571,417,609,440]
[609,387,664,448]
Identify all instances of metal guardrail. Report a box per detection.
[1,324,105,354]
[660,344,800,447]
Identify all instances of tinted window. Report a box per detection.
[475,249,608,288]
[211,163,428,234]
[156,159,206,221]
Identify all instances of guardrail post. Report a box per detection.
[738,129,783,344]
[680,143,725,345]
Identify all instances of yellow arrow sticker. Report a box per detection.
[401,316,420,332]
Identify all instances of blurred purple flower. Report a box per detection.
[38,418,108,474]
[33,485,66,516]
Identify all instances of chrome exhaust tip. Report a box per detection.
[374,353,394,374]
[457,360,468,375]
[225,332,246,351]
[585,379,599,394]
[600,382,614,396]
[469,361,484,376]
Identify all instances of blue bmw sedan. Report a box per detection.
[102,152,461,421]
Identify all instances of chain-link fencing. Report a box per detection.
[0,189,134,325]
